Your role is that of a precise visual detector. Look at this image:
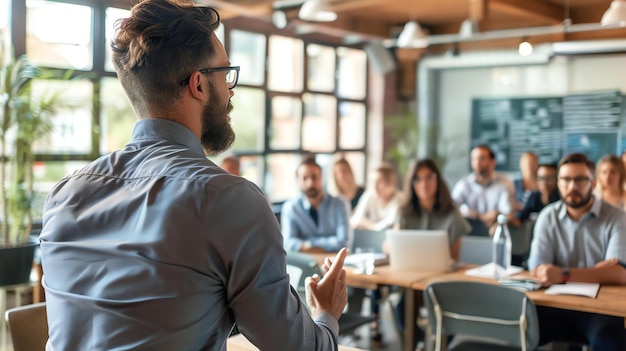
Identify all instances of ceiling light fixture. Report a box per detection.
[518,38,533,56]
[272,10,289,29]
[397,21,429,48]
[601,0,626,26]
[298,0,337,22]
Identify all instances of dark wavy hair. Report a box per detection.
[111,0,221,116]
[399,158,455,216]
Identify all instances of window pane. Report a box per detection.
[0,0,8,58]
[230,30,266,86]
[33,161,89,219]
[307,44,335,92]
[268,35,303,92]
[105,7,131,72]
[337,47,366,100]
[26,0,93,70]
[265,153,300,202]
[215,23,225,45]
[230,87,265,152]
[302,94,336,152]
[32,79,93,154]
[100,77,135,153]
[338,102,366,149]
[270,96,301,150]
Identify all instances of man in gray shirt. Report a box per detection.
[529,153,626,350]
[40,1,348,350]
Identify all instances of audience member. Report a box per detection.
[386,158,471,347]
[333,158,366,211]
[451,144,514,235]
[39,2,348,349]
[514,163,559,223]
[282,157,351,253]
[513,151,538,210]
[220,154,240,176]
[350,163,401,231]
[594,154,626,211]
[529,153,626,351]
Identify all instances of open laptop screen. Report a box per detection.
[386,229,452,272]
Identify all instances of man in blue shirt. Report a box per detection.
[39,1,348,350]
[282,158,351,253]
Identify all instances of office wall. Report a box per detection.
[435,53,626,184]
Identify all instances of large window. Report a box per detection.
[11,0,369,205]
[227,28,368,202]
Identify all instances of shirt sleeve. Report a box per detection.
[451,179,465,207]
[280,200,304,252]
[448,208,472,245]
[527,206,555,270]
[604,208,626,261]
[209,182,339,351]
[497,185,512,215]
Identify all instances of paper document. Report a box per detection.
[464,262,523,279]
[544,282,600,298]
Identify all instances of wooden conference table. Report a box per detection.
[311,254,626,351]
[227,334,368,351]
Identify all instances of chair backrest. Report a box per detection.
[351,229,386,254]
[423,281,539,351]
[510,219,534,257]
[5,302,48,351]
[459,236,493,265]
[285,251,323,301]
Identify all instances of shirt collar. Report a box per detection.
[300,192,326,210]
[130,118,205,157]
[557,194,600,220]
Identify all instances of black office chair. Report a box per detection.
[285,251,377,336]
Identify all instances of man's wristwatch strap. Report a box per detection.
[562,266,570,283]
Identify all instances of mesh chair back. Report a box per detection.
[351,229,386,254]
[459,236,493,265]
[424,281,539,351]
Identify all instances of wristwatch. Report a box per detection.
[562,267,570,283]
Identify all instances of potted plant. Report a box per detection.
[0,50,74,286]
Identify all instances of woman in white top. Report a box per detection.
[350,163,401,231]
[594,154,626,211]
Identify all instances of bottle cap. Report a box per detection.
[497,214,507,224]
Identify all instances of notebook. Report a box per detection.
[386,229,452,272]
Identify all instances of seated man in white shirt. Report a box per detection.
[451,144,514,236]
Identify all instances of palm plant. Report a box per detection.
[0,52,73,246]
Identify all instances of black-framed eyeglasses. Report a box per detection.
[558,176,592,187]
[180,66,240,89]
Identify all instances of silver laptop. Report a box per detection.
[386,229,452,272]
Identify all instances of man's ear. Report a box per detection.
[187,72,206,99]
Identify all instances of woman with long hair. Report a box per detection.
[594,154,626,211]
[332,158,365,211]
[350,163,400,231]
[395,158,470,260]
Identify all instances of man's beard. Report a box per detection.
[562,188,593,209]
[304,188,319,199]
[200,85,235,155]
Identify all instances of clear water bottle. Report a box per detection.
[492,214,512,279]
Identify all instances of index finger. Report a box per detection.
[322,247,348,280]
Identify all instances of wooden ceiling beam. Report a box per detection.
[199,0,273,19]
[488,0,564,25]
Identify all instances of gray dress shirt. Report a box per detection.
[528,197,626,270]
[40,119,339,351]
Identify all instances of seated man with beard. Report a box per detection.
[529,153,626,351]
